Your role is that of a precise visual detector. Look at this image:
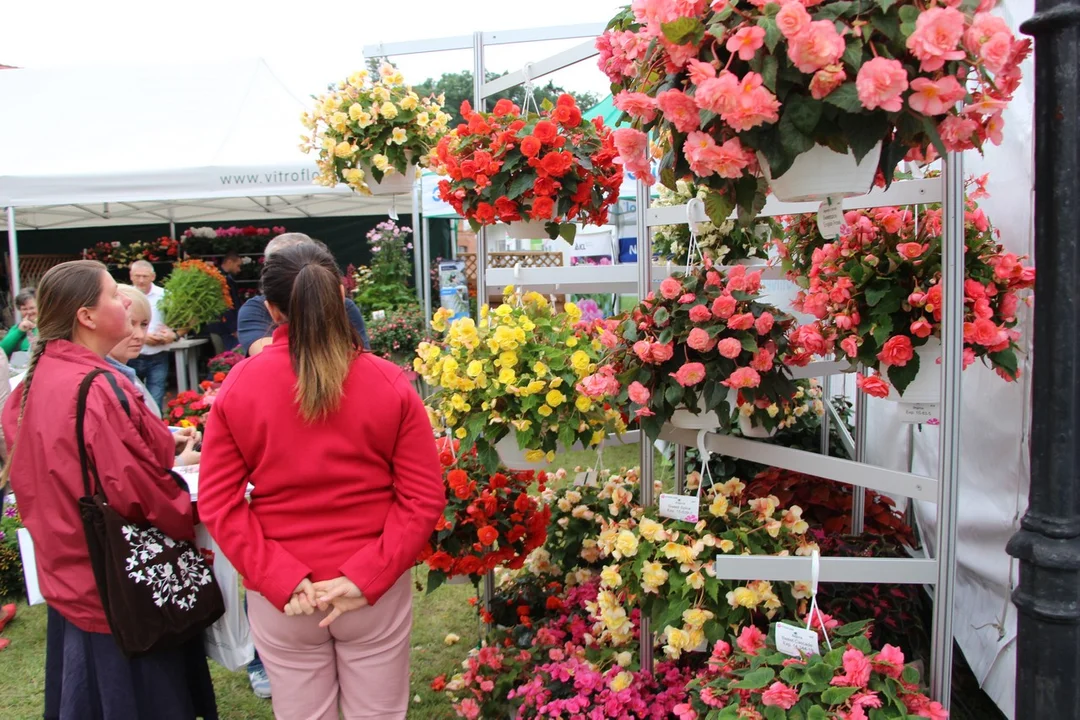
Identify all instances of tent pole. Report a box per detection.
[412,182,423,304]
[6,207,20,296]
[636,177,654,674]
[422,217,433,324]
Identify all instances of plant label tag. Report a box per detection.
[690,636,709,652]
[899,403,939,424]
[371,309,387,322]
[574,470,599,487]
[817,196,845,239]
[775,622,820,658]
[658,494,700,523]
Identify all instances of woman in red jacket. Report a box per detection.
[1,260,216,719]
[198,241,445,720]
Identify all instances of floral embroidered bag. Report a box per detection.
[76,369,224,657]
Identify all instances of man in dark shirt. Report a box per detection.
[207,251,243,350]
[237,234,368,356]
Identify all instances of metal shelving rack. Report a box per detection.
[368,22,965,709]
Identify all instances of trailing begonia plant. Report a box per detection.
[778,175,1034,397]
[431,95,623,240]
[598,0,1029,224]
[652,180,779,263]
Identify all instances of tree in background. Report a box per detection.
[410,70,600,126]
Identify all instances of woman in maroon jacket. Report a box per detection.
[1,260,216,719]
[198,242,445,720]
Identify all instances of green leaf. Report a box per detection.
[807,707,828,720]
[467,216,482,233]
[659,326,674,345]
[842,39,864,70]
[921,116,949,159]
[559,223,577,243]
[870,12,902,45]
[757,16,782,53]
[901,665,920,684]
[865,282,890,307]
[779,111,816,159]
[426,571,446,594]
[839,112,888,163]
[762,54,779,92]
[821,686,859,704]
[662,17,706,45]
[507,173,534,200]
[540,97,554,112]
[898,5,920,24]
[988,349,1019,376]
[763,707,788,720]
[807,661,834,685]
[785,95,823,136]
[871,314,894,347]
[704,191,735,226]
[477,441,500,474]
[732,666,776,690]
[735,175,764,220]
[875,0,898,10]
[558,423,576,451]
[666,382,684,406]
[822,83,863,113]
[887,351,921,396]
[740,335,759,353]
[654,306,671,326]
[814,0,853,19]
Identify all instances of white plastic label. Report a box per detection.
[775,622,821,657]
[899,403,939,424]
[816,195,844,238]
[573,470,598,487]
[658,493,700,523]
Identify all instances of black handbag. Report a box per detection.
[76,369,224,657]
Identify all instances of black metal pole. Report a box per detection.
[1006,1,1080,717]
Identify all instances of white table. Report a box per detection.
[162,338,209,393]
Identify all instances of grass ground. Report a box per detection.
[0,444,651,720]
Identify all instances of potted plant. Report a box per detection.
[159,259,234,334]
[350,220,420,316]
[597,0,1029,220]
[417,437,550,592]
[606,260,802,438]
[366,304,430,369]
[431,95,623,241]
[164,390,212,430]
[779,176,1034,400]
[302,63,449,195]
[681,619,947,719]
[653,180,778,265]
[414,289,625,471]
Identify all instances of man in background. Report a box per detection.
[207,251,243,351]
[238,233,368,356]
[128,260,176,409]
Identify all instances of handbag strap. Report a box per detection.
[75,369,131,498]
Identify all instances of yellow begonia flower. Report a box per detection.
[334,141,355,158]
[575,395,592,413]
[613,530,639,559]
[348,103,366,121]
[525,380,546,395]
[466,360,484,378]
[342,168,365,186]
[537,404,553,417]
[682,607,714,630]
[570,350,591,374]
[638,518,667,543]
[380,101,399,119]
[609,671,633,693]
[416,111,430,127]
[642,561,669,593]
[566,336,578,348]
[400,94,419,111]
[373,154,392,172]
[524,449,546,462]
[549,377,563,389]
[498,368,516,385]
[494,304,513,317]
[687,570,705,590]
[564,302,582,322]
[330,111,349,132]
[709,495,729,517]
[390,127,408,145]
[533,361,549,377]
[727,586,759,609]
[600,565,622,590]
[661,542,695,566]
[546,389,566,407]
[454,427,467,439]
[431,308,453,332]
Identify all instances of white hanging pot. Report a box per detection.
[504,220,553,240]
[359,163,417,196]
[446,575,473,586]
[670,392,722,430]
[731,257,769,267]
[495,435,552,471]
[883,337,941,403]
[759,142,882,203]
[729,388,777,439]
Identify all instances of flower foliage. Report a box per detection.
[83,237,181,267]
[180,225,286,255]
[415,290,625,471]
[0,502,24,600]
[351,220,418,315]
[682,620,947,719]
[779,175,1034,396]
[432,95,623,240]
[598,0,1029,223]
[366,304,430,367]
[418,437,550,589]
[606,261,803,439]
[165,390,211,429]
[302,64,449,195]
[652,180,778,263]
[207,349,244,378]
[159,259,233,333]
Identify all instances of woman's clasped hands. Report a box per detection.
[284,577,368,628]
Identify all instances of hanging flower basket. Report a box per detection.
[495,436,555,471]
[730,388,778,438]
[759,143,882,203]
[360,162,417,196]
[504,220,554,240]
[670,392,722,430]
[882,337,941,404]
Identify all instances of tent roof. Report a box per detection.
[583,94,625,129]
[0,59,398,230]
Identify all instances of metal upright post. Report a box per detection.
[929,152,965,706]
[1006,3,1080,716]
[674,445,685,495]
[412,181,424,303]
[6,207,20,295]
[422,216,433,323]
[820,375,832,457]
[851,372,867,534]
[636,177,654,672]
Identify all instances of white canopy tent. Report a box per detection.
[0,59,402,289]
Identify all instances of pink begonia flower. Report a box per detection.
[872,644,906,679]
[613,127,655,184]
[705,269,724,287]
[831,647,872,688]
[726,26,766,61]
[727,312,756,331]
[634,340,675,364]
[656,89,701,133]
[457,699,481,719]
[776,2,811,39]
[856,372,890,398]
[906,7,967,72]
[755,312,775,335]
[673,704,697,720]
[878,335,914,366]
[689,304,713,322]
[938,115,979,151]
[614,90,659,123]
[712,294,737,319]
[787,20,846,74]
[840,336,860,357]
[687,327,715,352]
[717,337,743,358]
[723,366,761,389]
[895,241,929,259]
[684,131,753,179]
[695,71,779,131]
[628,381,651,405]
[671,362,707,386]
[751,347,775,372]
[810,64,847,99]
[678,292,697,304]
[711,639,731,658]
[635,406,656,418]
[686,58,717,85]
[660,276,683,300]
[576,367,621,398]
[910,318,933,338]
[964,12,1012,62]
[979,32,1013,72]
[856,57,909,112]
[761,681,800,709]
[908,76,966,116]
[695,71,741,115]
[736,625,766,654]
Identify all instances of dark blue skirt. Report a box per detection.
[44,606,218,720]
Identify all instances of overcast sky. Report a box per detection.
[4,0,623,100]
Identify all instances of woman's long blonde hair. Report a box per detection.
[0,261,108,488]
[259,242,360,422]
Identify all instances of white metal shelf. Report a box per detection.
[713,555,938,585]
[485,262,787,294]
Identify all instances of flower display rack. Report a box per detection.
[372,21,968,710]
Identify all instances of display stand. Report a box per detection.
[368,21,965,709]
